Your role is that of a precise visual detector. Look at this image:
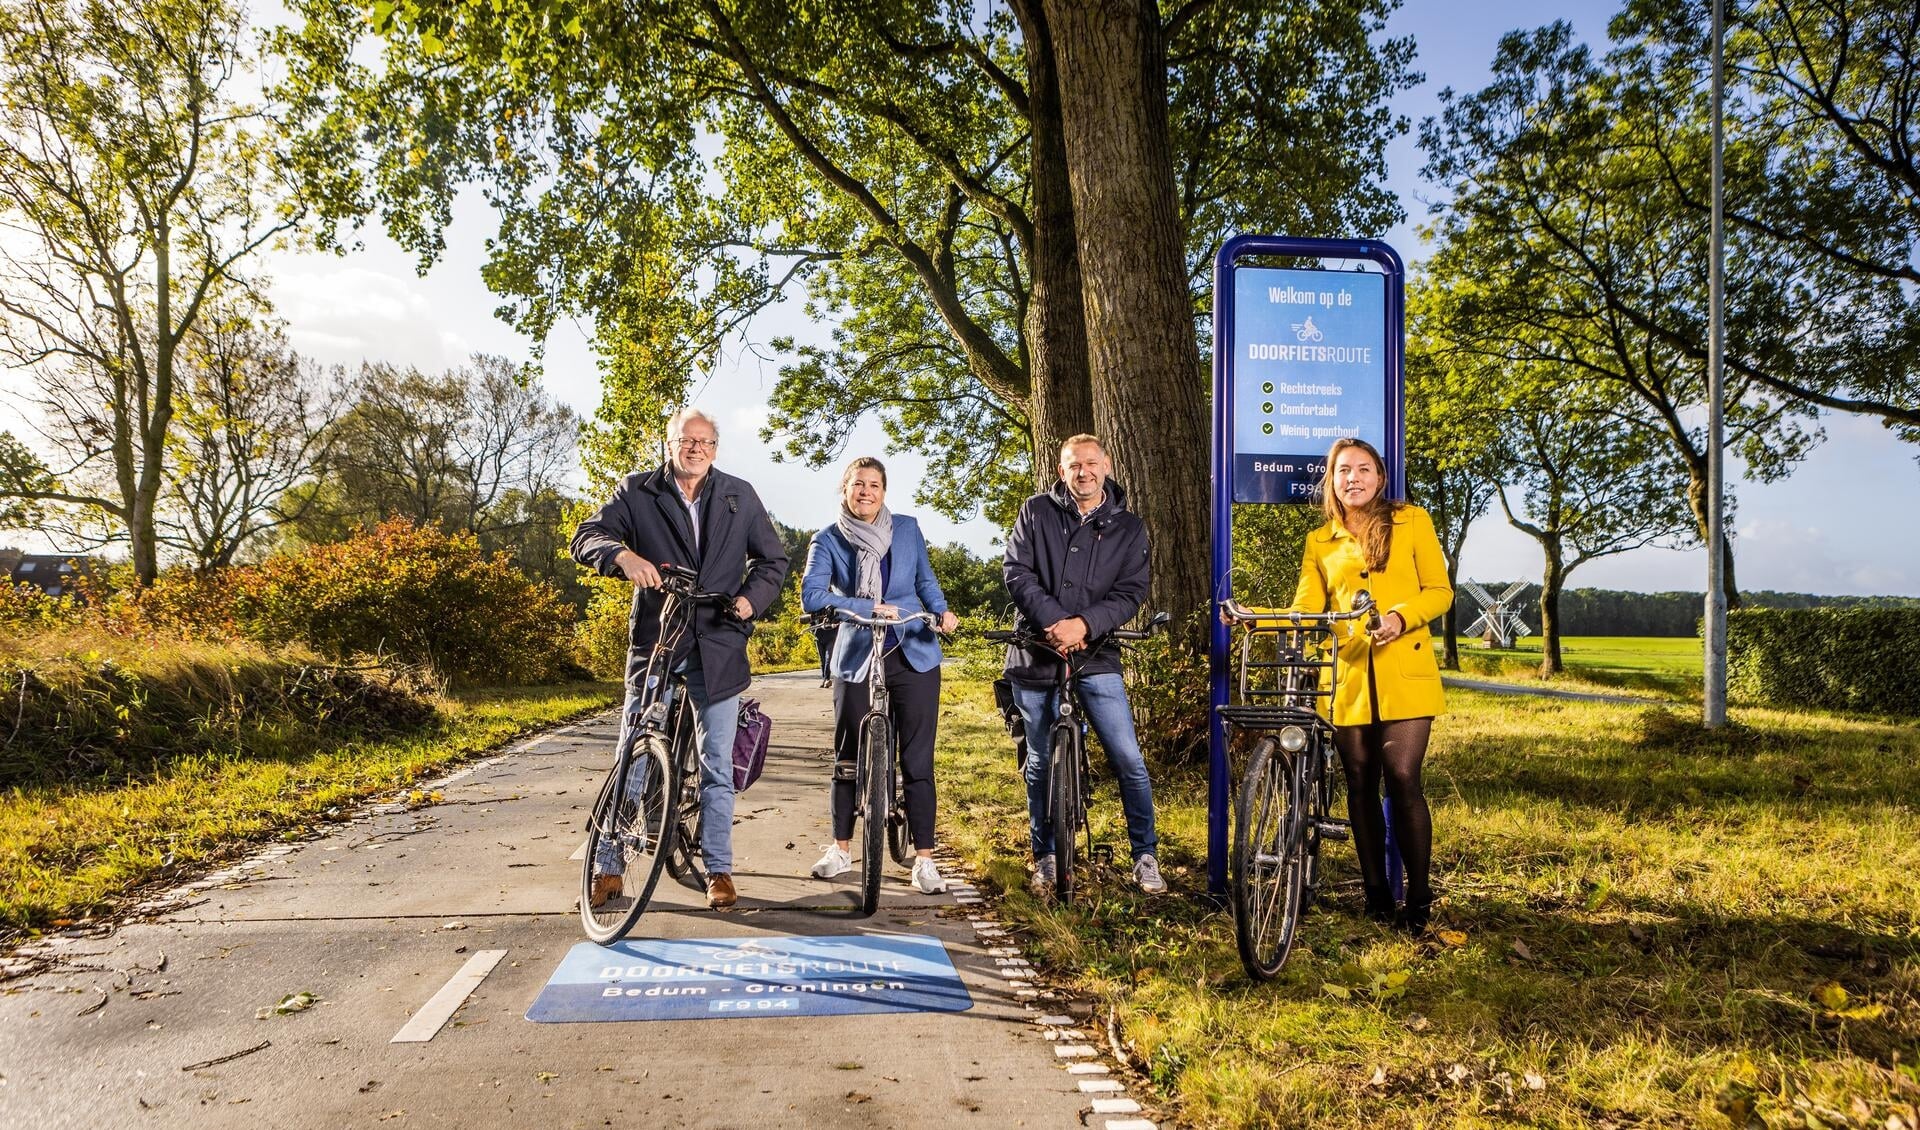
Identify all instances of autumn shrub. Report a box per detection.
[573,574,633,680]
[230,518,577,686]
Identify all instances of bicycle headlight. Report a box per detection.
[1278,725,1309,753]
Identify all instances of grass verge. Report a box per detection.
[934,674,1920,1128]
[0,678,618,940]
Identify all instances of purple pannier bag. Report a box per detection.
[733,698,771,791]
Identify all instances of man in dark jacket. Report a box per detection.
[570,408,788,909]
[1003,434,1164,895]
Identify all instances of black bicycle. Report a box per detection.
[984,612,1169,903]
[579,564,737,944]
[826,608,940,915]
[1217,593,1375,979]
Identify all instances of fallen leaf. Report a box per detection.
[1524,1072,1547,1091]
[1321,982,1352,1000]
[1835,1002,1887,1021]
[1406,1014,1432,1032]
[256,991,319,1019]
[1435,929,1468,947]
[1446,1063,1472,1086]
[1813,981,1849,1010]
[440,921,466,931]
[1367,1066,1387,1087]
[1509,939,1536,963]
[1851,1098,1871,1121]
[536,1071,557,1083]
[845,1091,872,1104]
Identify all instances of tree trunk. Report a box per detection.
[1681,454,1740,608]
[1538,542,1566,677]
[1016,0,1095,491]
[1042,0,1209,622]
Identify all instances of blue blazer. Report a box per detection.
[801,515,949,678]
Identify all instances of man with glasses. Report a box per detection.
[571,408,789,909]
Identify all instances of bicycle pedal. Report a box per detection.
[1316,822,1350,841]
[831,762,856,782]
[1091,844,1115,865]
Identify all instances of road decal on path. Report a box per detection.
[525,934,972,1023]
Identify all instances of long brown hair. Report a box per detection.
[1318,437,1400,571]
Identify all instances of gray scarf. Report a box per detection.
[836,503,894,608]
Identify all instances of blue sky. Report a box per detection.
[6,0,1915,595]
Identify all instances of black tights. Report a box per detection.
[1333,717,1434,902]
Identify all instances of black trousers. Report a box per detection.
[831,650,941,849]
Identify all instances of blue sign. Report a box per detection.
[525,934,973,1023]
[1230,266,1389,502]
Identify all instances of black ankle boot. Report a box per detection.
[1362,883,1395,924]
[1398,884,1433,934]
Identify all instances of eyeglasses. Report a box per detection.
[674,437,717,450]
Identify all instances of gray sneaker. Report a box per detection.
[1030,854,1057,895]
[1133,853,1167,894]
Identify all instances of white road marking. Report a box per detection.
[1054,1045,1096,1058]
[1067,1064,1111,1075]
[1078,1079,1125,1093]
[1036,1014,1076,1025]
[1093,1098,1142,1114]
[389,949,508,1044]
[568,839,588,861]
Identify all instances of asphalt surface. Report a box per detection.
[0,671,1147,1130]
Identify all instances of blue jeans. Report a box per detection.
[1012,673,1158,861]
[600,645,740,875]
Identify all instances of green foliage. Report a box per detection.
[571,574,634,681]
[0,432,54,532]
[1728,607,1920,715]
[745,583,814,671]
[926,540,1010,618]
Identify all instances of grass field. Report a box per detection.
[1454,635,1705,698]
[0,680,620,938]
[934,674,1920,1129]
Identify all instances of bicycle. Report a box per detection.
[983,612,1169,903]
[1217,592,1376,979]
[821,607,941,916]
[579,563,738,944]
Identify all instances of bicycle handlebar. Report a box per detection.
[831,608,942,630]
[981,610,1170,648]
[1219,590,1376,627]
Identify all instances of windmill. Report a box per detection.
[1462,579,1533,649]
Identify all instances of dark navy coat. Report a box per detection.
[1001,479,1150,684]
[570,464,789,702]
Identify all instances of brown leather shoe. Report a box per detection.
[589,873,623,908]
[707,872,738,910]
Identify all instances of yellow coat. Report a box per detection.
[1291,505,1453,725]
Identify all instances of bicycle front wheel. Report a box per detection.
[581,728,679,944]
[1232,736,1310,980]
[1050,726,1080,904]
[857,714,891,916]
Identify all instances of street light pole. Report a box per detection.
[1704,0,1729,728]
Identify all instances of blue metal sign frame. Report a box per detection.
[1208,235,1406,895]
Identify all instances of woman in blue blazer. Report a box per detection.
[801,456,957,894]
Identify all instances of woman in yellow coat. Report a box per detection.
[1293,437,1453,932]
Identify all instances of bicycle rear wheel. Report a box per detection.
[580,727,679,944]
[1050,726,1080,904]
[856,714,890,916]
[1232,736,1310,980]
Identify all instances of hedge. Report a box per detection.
[1726,607,1920,715]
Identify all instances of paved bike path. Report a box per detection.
[0,672,1134,1129]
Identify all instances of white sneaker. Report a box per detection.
[1133,853,1167,894]
[1030,854,1056,895]
[911,857,947,894]
[810,844,853,879]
